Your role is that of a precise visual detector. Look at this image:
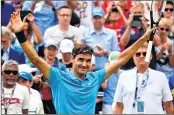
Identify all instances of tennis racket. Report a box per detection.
[145,0,166,62]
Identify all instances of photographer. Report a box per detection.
[104,3,127,51]
[119,3,151,70]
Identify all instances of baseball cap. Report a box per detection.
[19,64,37,73]
[108,51,120,63]
[92,7,104,17]
[19,72,33,81]
[60,39,74,53]
[44,39,58,49]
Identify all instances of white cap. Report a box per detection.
[60,39,74,53]
[19,64,37,73]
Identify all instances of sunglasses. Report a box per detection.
[159,28,169,32]
[3,70,18,75]
[165,8,174,12]
[135,52,146,57]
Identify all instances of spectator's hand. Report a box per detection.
[94,45,105,57]
[33,75,41,83]
[141,16,148,30]
[10,10,25,33]
[127,14,134,26]
[161,45,166,53]
[26,13,35,24]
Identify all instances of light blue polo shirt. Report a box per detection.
[47,66,106,114]
[83,27,120,71]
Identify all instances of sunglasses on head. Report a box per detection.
[159,28,169,32]
[135,52,146,57]
[3,70,18,75]
[165,8,174,12]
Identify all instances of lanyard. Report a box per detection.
[133,69,149,108]
[1,84,16,114]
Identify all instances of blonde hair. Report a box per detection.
[130,3,145,13]
[159,18,173,30]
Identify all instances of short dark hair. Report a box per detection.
[57,5,72,14]
[72,44,94,57]
[166,0,174,5]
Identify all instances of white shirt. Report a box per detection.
[29,88,44,114]
[44,25,84,42]
[74,1,94,28]
[1,83,29,114]
[113,68,172,114]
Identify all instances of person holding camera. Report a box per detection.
[104,3,128,51]
[119,3,152,70]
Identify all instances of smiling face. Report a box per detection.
[44,45,58,60]
[72,54,92,79]
[92,16,104,30]
[133,43,152,69]
[2,64,19,87]
[163,4,174,18]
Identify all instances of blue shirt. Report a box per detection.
[103,73,119,105]
[83,27,120,71]
[1,3,15,26]
[47,67,106,114]
[22,1,65,34]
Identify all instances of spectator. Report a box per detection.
[102,51,123,114]
[83,7,120,71]
[1,1,15,26]
[154,18,174,79]
[22,0,66,34]
[169,75,174,105]
[10,10,154,114]
[104,3,127,51]
[59,39,74,70]
[163,1,174,20]
[1,60,29,114]
[74,0,100,28]
[120,3,153,70]
[1,26,26,64]
[17,70,44,114]
[44,6,83,45]
[32,39,66,114]
[113,42,173,114]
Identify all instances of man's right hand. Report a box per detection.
[10,10,25,33]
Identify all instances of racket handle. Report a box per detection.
[145,41,153,62]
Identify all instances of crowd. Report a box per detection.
[1,0,174,114]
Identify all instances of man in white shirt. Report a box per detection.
[113,42,174,114]
[1,60,29,114]
[17,64,44,114]
[44,6,83,45]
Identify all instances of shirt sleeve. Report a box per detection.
[113,74,123,103]
[22,86,30,109]
[162,73,173,102]
[94,68,106,85]
[38,102,45,114]
[111,31,120,52]
[47,66,64,88]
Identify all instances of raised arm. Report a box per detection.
[105,27,154,80]
[10,10,50,78]
[27,13,43,44]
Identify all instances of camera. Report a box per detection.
[131,15,143,28]
[111,5,118,12]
